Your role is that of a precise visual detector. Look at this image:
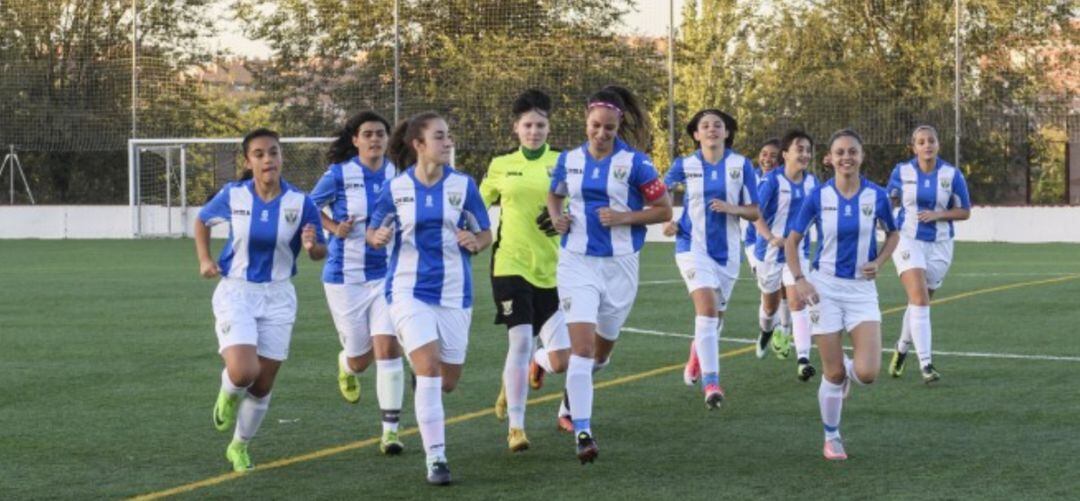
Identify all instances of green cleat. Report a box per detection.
[771,329,792,359]
[380,430,404,455]
[889,350,907,378]
[225,440,253,472]
[212,390,240,432]
[337,351,360,404]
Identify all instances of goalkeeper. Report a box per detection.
[480,89,572,453]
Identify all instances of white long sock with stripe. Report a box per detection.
[234,392,271,443]
[504,324,533,429]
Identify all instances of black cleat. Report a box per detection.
[921,364,941,385]
[576,432,598,464]
[797,357,817,382]
[755,330,774,359]
[889,350,908,378]
[426,461,451,485]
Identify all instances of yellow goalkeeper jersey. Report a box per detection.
[479,144,561,288]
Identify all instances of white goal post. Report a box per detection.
[128,137,333,238]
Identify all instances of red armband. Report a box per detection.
[640,178,667,202]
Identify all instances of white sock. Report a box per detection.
[791,309,812,360]
[694,315,720,376]
[818,378,843,440]
[221,368,248,397]
[778,298,791,333]
[504,324,533,429]
[339,351,360,375]
[233,392,271,443]
[844,355,870,386]
[908,304,932,368]
[897,307,912,354]
[533,346,556,373]
[414,376,445,460]
[376,357,404,433]
[759,303,775,332]
[566,355,594,434]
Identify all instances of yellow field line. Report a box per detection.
[130,273,1079,500]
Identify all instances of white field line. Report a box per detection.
[640,272,1072,286]
[621,327,1080,363]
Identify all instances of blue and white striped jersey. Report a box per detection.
[886,157,971,242]
[743,167,764,246]
[549,139,664,257]
[665,149,759,266]
[199,179,325,283]
[309,157,397,284]
[369,166,491,309]
[755,169,818,264]
[794,177,897,280]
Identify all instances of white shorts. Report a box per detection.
[756,254,810,294]
[389,297,471,365]
[675,251,740,312]
[557,249,640,341]
[893,236,955,290]
[212,278,297,361]
[806,272,881,335]
[324,280,394,357]
[744,245,760,274]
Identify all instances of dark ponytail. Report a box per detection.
[388,111,443,170]
[587,85,651,151]
[326,111,391,164]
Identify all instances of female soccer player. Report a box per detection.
[547,85,672,463]
[744,138,781,275]
[886,125,971,383]
[309,111,406,454]
[481,90,571,452]
[785,129,899,460]
[754,130,819,381]
[195,128,327,472]
[368,111,492,485]
[663,109,759,408]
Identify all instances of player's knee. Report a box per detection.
[823,368,846,384]
[549,355,569,374]
[441,380,458,393]
[854,368,877,385]
[228,367,259,388]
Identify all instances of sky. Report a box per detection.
[211,0,686,58]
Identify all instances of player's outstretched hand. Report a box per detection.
[369,226,393,249]
[597,207,627,227]
[199,258,221,279]
[333,217,355,239]
[457,229,479,254]
[301,224,318,250]
[536,208,558,237]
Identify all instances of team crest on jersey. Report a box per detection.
[448,192,463,209]
[260,210,269,222]
[591,168,600,180]
[940,178,952,190]
[613,166,629,182]
[561,297,572,311]
[901,250,910,260]
[843,205,852,217]
[220,322,231,335]
[924,179,931,188]
[501,300,514,317]
[711,170,718,181]
[809,310,820,324]
[685,268,696,280]
[284,208,299,224]
[425,195,434,207]
[729,168,741,180]
[861,204,873,216]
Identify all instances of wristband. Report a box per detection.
[793,274,805,282]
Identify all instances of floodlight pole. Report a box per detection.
[393,0,400,124]
[954,0,961,166]
[131,0,138,139]
[667,0,676,162]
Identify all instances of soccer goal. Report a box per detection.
[128,137,334,238]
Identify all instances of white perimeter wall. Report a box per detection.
[1,205,1079,243]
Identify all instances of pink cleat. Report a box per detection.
[823,438,848,460]
[683,341,700,386]
[704,384,725,409]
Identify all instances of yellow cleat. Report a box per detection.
[337,352,360,404]
[508,428,530,452]
[494,383,507,421]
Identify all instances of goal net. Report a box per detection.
[129,137,333,238]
